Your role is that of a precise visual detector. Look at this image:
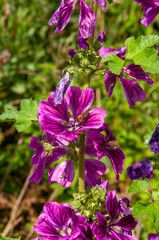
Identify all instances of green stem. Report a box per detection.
[78,132,85,192]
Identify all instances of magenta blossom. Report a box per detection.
[38,86,106,141]
[148,233,159,240]
[148,124,159,154]
[93,190,138,240]
[134,0,159,26]
[33,201,88,240]
[126,159,154,181]
[49,0,106,39]
[99,46,154,108]
[85,123,126,181]
[28,132,68,183]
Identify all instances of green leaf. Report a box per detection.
[132,201,159,231]
[125,35,159,73]
[0,98,44,132]
[0,234,21,240]
[152,188,159,200]
[0,110,19,121]
[101,53,124,75]
[128,179,151,197]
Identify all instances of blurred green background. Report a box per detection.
[0,0,159,239]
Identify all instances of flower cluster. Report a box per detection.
[33,190,138,240]
[29,86,125,186]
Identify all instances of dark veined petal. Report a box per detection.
[93,212,108,240]
[79,0,96,39]
[104,71,116,97]
[29,136,45,165]
[118,76,146,108]
[122,64,154,85]
[66,86,94,119]
[110,230,138,240]
[43,202,71,231]
[111,215,138,231]
[48,159,75,187]
[34,213,60,237]
[85,158,106,187]
[106,190,119,222]
[29,157,46,183]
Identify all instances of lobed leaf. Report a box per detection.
[128,179,151,197]
[101,53,125,75]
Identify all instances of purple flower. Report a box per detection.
[85,123,126,181]
[48,159,75,187]
[126,159,154,180]
[29,132,67,183]
[119,197,132,216]
[68,48,76,58]
[148,124,159,153]
[48,0,101,39]
[93,190,138,240]
[78,35,89,50]
[99,47,154,108]
[54,72,72,106]
[134,0,159,26]
[85,158,106,187]
[33,201,87,240]
[96,32,105,43]
[48,0,74,33]
[148,233,159,240]
[38,86,106,141]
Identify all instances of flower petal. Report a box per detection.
[85,158,106,187]
[112,215,138,231]
[34,213,60,237]
[79,0,96,39]
[148,124,159,154]
[29,157,46,183]
[106,190,119,222]
[104,71,116,97]
[122,64,154,85]
[66,86,94,119]
[38,92,69,122]
[93,212,108,240]
[110,230,137,240]
[119,76,146,108]
[78,35,89,50]
[54,72,72,106]
[148,233,159,240]
[29,136,44,165]
[48,159,75,187]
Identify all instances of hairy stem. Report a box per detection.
[78,132,85,192]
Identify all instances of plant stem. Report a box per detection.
[78,132,85,192]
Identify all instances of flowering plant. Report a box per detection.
[0,0,159,239]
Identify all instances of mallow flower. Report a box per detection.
[126,159,154,180]
[99,46,154,108]
[33,201,88,240]
[148,124,159,154]
[28,132,68,183]
[134,0,159,26]
[48,0,103,39]
[85,123,126,181]
[93,190,138,240]
[148,233,159,240]
[38,86,106,141]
